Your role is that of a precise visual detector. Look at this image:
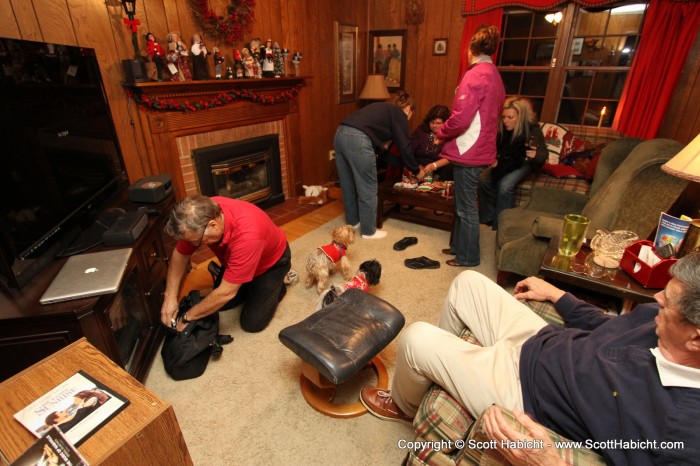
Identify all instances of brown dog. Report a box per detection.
[304,224,355,293]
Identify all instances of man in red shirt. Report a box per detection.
[161,195,291,333]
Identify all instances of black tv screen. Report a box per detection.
[0,37,125,290]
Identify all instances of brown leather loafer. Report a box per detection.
[360,387,413,425]
[446,259,471,267]
[441,248,455,255]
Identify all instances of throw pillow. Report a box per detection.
[539,123,570,164]
[584,153,601,181]
[542,163,585,179]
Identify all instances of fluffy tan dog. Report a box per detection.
[305,225,355,293]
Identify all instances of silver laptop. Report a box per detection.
[40,248,133,305]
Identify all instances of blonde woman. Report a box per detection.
[478,96,548,229]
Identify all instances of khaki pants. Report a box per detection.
[392,271,548,417]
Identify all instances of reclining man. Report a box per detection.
[361,253,700,464]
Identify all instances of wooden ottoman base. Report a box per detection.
[299,357,389,418]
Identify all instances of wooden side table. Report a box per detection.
[540,237,658,313]
[0,339,192,465]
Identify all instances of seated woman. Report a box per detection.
[478,97,547,229]
[411,104,452,181]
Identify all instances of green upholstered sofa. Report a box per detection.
[497,137,688,280]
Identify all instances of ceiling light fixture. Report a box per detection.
[545,12,563,26]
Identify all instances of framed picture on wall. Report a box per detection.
[572,37,584,56]
[335,22,358,103]
[433,38,448,56]
[369,29,407,91]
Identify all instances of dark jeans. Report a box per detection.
[450,164,486,266]
[478,163,533,230]
[214,243,291,332]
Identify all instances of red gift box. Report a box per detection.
[620,240,676,289]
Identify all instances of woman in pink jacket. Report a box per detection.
[437,25,505,267]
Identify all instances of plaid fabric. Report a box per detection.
[514,173,590,207]
[407,300,605,465]
[466,406,606,466]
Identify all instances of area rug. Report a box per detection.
[144,216,498,465]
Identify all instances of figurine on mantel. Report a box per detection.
[260,38,275,78]
[212,47,224,79]
[241,47,254,78]
[190,34,209,80]
[249,38,262,79]
[166,32,191,81]
[232,49,243,78]
[272,42,284,77]
[145,32,165,81]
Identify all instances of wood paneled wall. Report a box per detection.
[1,0,698,193]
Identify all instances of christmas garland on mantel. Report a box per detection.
[191,0,255,44]
[126,84,303,112]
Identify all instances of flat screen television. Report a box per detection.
[0,37,125,291]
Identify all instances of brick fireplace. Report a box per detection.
[126,78,305,200]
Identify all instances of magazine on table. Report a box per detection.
[13,371,129,447]
[10,426,88,466]
[653,212,691,255]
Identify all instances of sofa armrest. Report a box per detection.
[530,215,566,239]
[465,405,606,466]
[524,186,588,214]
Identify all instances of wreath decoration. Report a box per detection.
[126,84,303,112]
[191,0,256,44]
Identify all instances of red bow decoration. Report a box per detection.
[123,18,140,33]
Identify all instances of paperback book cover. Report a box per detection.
[654,212,691,255]
[10,426,88,466]
[13,371,129,447]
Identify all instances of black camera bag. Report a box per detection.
[161,290,233,380]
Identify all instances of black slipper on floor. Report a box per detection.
[404,256,440,269]
[393,236,418,251]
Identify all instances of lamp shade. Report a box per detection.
[359,74,390,100]
[661,133,700,183]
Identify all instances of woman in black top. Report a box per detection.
[334,91,424,239]
[410,104,452,180]
[478,96,547,229]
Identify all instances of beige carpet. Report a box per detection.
[145,216,498,465]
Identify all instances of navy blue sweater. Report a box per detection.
[520,294,700,465]
[341,102,420,174]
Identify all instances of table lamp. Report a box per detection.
[661,132,700,183]
[662,132,700,257]
[359,74,390,101]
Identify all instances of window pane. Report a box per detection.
[590,71,627,99]
[563,72,593,99]
[532,12,559,37]
[500,39,529,66]
[529,39,555,66]
[558,99,586,125]
[588,100,619,127]
[522,72,549,96]
[575,9,609,36]
[500,71,522,94]
[504,11,533,37]
[608,6,645,34]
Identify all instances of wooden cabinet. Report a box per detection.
[0,190,174,382]
[0,338,192,465]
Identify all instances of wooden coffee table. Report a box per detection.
[540,236,658,312]
[377,180,454,231]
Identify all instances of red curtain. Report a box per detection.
[458,8,503,81]
[615,0,700,138]
[462,0,616,15]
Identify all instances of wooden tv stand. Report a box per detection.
[0,338,192,465]
[0,189,175,383]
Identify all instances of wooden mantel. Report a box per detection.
[124,77,307,199]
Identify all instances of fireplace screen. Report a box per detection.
[193,135,284,209]
[211,151,271,204]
